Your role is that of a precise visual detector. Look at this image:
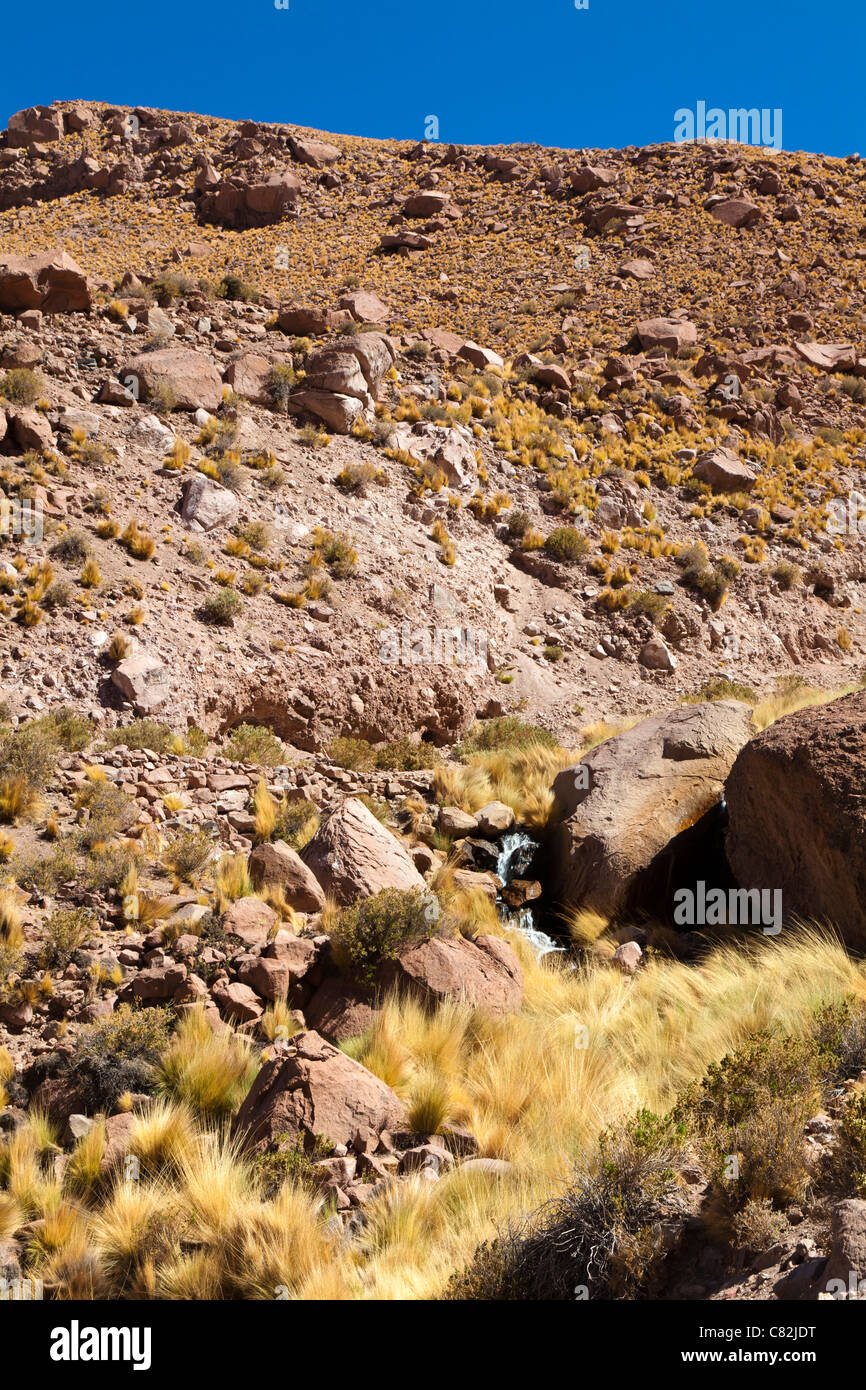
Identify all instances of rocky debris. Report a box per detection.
[196,170,301,228]
[119,348,223,412]
[379,934,523,1014]
[709,198,763,228]
[305,976,379,1043]
[389,420,478,489]
[692,446,757,493]
[111,653,171,715]
[726,689,866,948]
[222,897,280,946]
[179,474,239,532]
[232,1030,406,1152]
[302,797,427,904]
[0,249,91,314]
[248,839,326,912]
[552,702,755,919]
[637,317,697,352]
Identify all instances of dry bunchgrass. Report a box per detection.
[0,926,862,1299]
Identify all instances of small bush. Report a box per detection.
[225,723,286,767]
[0,368,43,406]
[71,1004,174,1110]
[457,716,558,758]
[39,908,96,969]
[201,589,243,626]
[543,527,590,564]
[330,887,439,986]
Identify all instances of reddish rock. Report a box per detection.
[305,977,379,1043]
[302,797,426,905]
[222,897,279,946]
[232,1030,406,1152]
[119,348,223,412]
[709,198,763,228]
[378,934,523,1014]
[0,250,91,314]
[248,840,326,912]
[726,689,866,948]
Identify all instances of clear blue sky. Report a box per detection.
[1,0,862,158]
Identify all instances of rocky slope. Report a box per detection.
[0,100,864,751]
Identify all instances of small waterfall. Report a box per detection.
[494,829,563,960]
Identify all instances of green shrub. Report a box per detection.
[71,1005,174,1109]
[446,1110,687,1300]
[457,716,558,758]
[543,527,590,563]
[330,887,439,986]
[201,589,244,626]
[225,723,286,767]
[0,368,43,406]
[39,908,96,970]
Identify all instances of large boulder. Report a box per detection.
[709,198,763,228]
[795,342,858,373]
[637,317,698,352]
[820,1200,866,1295]
[725,690,866,947]
[0,250,91,314]
[551,702,755,919]
[379,934,523,1014]
[197,171,301,229]
[120,348,223,412]
[179,474,239,531]
[305,977,379,1043]
[287,388,365,434]
[111,653,170,715]
[692,446,757,494]
[6,106,64,146]
[248,840,326,913]
[301,797,426,905]
[232,1030,406,1152]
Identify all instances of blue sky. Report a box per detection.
[1,0,862,157]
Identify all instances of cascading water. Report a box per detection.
[494,828,564,959]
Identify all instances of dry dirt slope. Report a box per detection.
[0,99,864,751]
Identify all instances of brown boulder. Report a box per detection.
[726,690,866,947]
[709,198,763,228]
[232,1030,405,1152]
[692,446,757,494]
[248,840,326,913]
[552,702,755,919]
[637,317,698,352]
[120,348,223,412]
[379,934,523,1014]
[222,897,279,946]
[305,977,379,1043]
[302,797,426,905]
[0,250,91,314]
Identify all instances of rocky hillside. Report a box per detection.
[0,100,864,751]
[3,100,866,1307]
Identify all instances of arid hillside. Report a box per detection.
[2,101,866,1307]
